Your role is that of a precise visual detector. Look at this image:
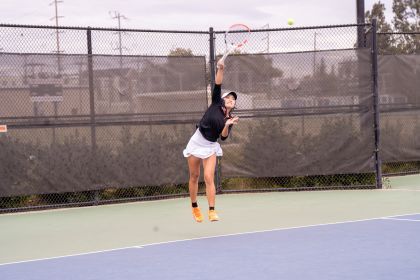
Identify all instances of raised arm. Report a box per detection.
[211,59,225,104]
[215,59,224,85]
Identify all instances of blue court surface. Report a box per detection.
[1,214,419,280]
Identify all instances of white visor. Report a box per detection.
[221,91,237,100]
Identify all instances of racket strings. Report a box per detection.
[225,24,250,47]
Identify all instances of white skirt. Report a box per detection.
[183,129,223,159]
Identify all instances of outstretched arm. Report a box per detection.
[215,59,224,85]
[211,59,225,104]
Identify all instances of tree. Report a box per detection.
[393,0,419,32]
[169,48,194,56]
[138,47,206,93]
[365,2,394,32]
[166,48,205,91]
[392,0,420,53]
[366,0,419,54]
[221,54,283,94]
[312,58,339,97]
[237,117,298,177]
[365,1,395,54]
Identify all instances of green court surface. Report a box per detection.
[0,174,419,264]
[387,174,420,190]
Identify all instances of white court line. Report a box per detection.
[1,212,420,267]
[384,213,420,219]
[0,197,186,217]
[0,246,139,267]
[381,217,420,222]
[140,212,420,248]
[384,188,420,192]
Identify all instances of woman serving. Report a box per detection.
[183,59,239,222]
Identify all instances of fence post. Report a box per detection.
[371,18,382,188]
[356,0,365,48]
[209,27,222,194]
[209,27,216,89]
[87,27,99,203]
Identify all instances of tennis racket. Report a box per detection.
[219,23,250,65]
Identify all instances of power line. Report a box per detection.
[109,11,128,57]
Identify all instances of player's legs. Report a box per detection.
[187,155,201,203]
[187,155,203,222]
[203,154,219,221]
[203,154,216,206]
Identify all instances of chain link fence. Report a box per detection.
[0,22,417,212]
[216,25,378,193]
[0,25,210,211]
[377,32,420,176]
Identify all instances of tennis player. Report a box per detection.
[183,59,239,222]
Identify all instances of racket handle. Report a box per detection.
[217,52,229,68]
[220,52,229,62]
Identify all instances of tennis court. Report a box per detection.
[1,2,419,279]
[1,174,419,279]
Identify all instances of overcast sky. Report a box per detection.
[2,0,394,30]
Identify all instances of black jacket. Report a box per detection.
[198,84,233,142]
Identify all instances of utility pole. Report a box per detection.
[109,11,128,68]
[50,0,64,72]
[356,0,365,48]
[49,0,64,145]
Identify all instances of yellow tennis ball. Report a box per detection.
[287,18,295,26]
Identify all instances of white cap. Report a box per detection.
[221,91,237,100]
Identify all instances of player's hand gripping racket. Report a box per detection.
[218,23,250,66]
